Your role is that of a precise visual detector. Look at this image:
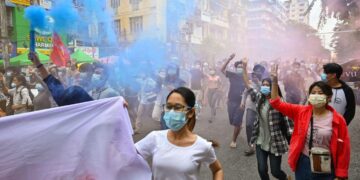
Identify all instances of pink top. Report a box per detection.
[206,75,220,89]
[302,111,333,156]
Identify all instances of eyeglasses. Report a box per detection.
[163,103,192,112]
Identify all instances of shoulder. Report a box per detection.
[194,135,213,150]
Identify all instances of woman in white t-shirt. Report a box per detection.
[135,87,224,180]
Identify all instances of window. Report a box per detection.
[114,19,121,35]
[129,16,143,34]
[111,0,120,8]
[129,0,141,10]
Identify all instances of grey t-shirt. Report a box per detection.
[329,88,347,115]
[257,100,271,152]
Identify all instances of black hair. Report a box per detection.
[13,75,27,87]
[79,63,94,73]
[234,61,243,68]
[323,63,343,79]
[309,81,333,97]
[253,64,265,73]
[166,87,195,108]
[166,87,219,147]
[59,86,94,106]
[93,62,109,79]
[262,78,283,97]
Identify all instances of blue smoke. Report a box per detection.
[24,5,47,30]
[76,0,118,46]
[50,0,79,34]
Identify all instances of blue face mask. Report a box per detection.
[320,73,327,82]
[236,68,243,74]
[260,86,271,95]
[163,110,188,131]
[91,74,104,87]
[79,72,87,80]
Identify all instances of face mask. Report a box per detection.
[236,68,243,74]
[163,110,188,131]
[308,94,327,108]
[195,65,201,69]
[35,84,44,92]
[91,74,103,87]
[25,76,30,82]
[209,70,216,75]
[11,82,16,88]
[6,72,12,76]
[260,86,271,95]
[320,73,327,82]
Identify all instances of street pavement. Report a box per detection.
[133,105,360,180]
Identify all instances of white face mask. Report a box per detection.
[308,94,327,108]
[11,82,16,88]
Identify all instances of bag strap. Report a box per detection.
[309,115,314,155]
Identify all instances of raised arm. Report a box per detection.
[269,64,302,120]
[270,64,280,100]
[242,58,251,89]
[28,52,49,80]
[220,53,235,75]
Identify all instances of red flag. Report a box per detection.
[50,33,70,67]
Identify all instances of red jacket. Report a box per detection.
[270,97,350,178]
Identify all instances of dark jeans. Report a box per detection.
[256,145,287,180]
[246,109,257,145]
[295,154,335,180]
[227,100,244,127]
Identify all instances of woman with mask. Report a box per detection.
[135,87,223,180]
[242,61,292,180]
[269,65,350,180]
[204,67,221,123]
[0,75,33,115]
[158,63,185,129]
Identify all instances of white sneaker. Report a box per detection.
[230,142,237,148]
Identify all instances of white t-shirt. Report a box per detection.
[135,130,217,180]
[329,88,347,115]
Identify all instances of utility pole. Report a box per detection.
[0,0,10,69]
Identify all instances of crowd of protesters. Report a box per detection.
[0,52,358,180]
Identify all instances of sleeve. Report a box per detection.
[135,132,156,160]
[8,88,15,96]
[202,145,217,166]
[225,71,233,78]
[269,97,302,121]
[343,86,356,125]
[43,75,65,106]
[335,117,350,178]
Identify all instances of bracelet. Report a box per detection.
[36,64,44,69]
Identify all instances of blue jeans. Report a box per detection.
[256,145,287,180]
[295,154,335,180]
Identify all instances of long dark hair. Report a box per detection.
[166,87,219,147]
[13,75,29,89]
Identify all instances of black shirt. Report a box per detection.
[226,71,245,102]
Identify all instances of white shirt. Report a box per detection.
[135,130,217,180]
[329,88,347,115]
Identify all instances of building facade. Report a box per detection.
[284,0,309,24]
[245,0,288,60]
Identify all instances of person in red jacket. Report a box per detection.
[269,64,350,180]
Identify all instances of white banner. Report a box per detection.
[0,97,151,180]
